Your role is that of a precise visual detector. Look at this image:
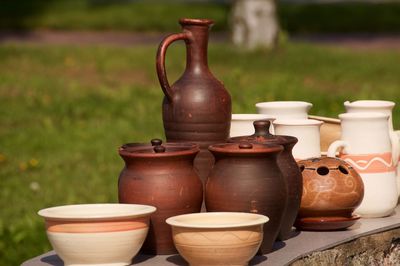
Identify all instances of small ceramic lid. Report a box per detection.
[208,142,283,156]
[119,139,199,158]
[228,120,298,146]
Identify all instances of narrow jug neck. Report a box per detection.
[183,25,210,74]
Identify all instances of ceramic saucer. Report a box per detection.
[295,215,360,231]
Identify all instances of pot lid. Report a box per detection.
[228,120,297,146]
[208,142,283,155]
[119,139,199,158]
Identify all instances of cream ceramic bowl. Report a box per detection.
[38,203,156,266]
[166,212,268,266]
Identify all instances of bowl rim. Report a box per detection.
[166,212,269,228]
[231,114,275,121]
[344,100,395,108]
[273,118,323,126]
[255,101,313,108]
[38,203,156,221]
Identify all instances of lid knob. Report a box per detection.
[253,120,272,137]
[239,143,253,149]
[154,145,166,153]
[151,139,163,146]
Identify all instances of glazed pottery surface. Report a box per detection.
[118,139,203,254]
[344,100,400,197]
[295,215,360,231]
[230,114,274,137]
[205,142,287,254]
[255,101,312,120]
[327,112,398,218]
[38,204,156,266]
[166,212,268,266]
[297,157,364,218]
[309,115,341,154]
[157,18,232,186]
[229,120,302,241]
[273,119,323,160]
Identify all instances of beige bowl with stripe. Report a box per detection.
[166,212,268,266]
[38,203,156,266]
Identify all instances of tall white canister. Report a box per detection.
[273,119,323,160]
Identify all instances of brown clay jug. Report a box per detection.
[205,142,287,254]
[156,18,232,187]
[118,139,203,255]
[229,120,303,241]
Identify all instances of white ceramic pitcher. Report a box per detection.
[327,112,399,218]
[255,101,312,120]
[344,100,400,197]
[273,119,323,160]
[230,114,274,137]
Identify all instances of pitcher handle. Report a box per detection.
[156,32,191,102]
[327,140,348,158]
[389,131,399,167]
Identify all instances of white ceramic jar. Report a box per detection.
[230,114,274,137]
[273,119,323,160]
[327,112,398,218]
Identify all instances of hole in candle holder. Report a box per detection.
[317,166,329,176]
[299,165,305,172]
[338,165,349,175]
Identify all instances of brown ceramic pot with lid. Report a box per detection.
[229,120,302,241]
[205,142,287,254]
[156,18,232,188]
[118,139,203,255]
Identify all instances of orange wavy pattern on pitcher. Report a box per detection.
[46,217,148,233]
[340,152,395,174]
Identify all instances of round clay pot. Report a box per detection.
[297,157,364,218]
[118,139,203,255]
[205,142,287,254]
[229,120,302,241]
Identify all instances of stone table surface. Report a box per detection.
[23,206,400,266]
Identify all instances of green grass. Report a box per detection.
[279,2,400,34]
[1,41,400,265]
[2,1,400,33]
[0,0,229,31]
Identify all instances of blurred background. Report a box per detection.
[1,0,400,265]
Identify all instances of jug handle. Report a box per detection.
[389,131,399,167]
[327,140,348,158]
[156,32,191,102]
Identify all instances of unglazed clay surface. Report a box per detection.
[297,157,364,218]
[157,18,232,186]
[166,212,268,266]
[205,142,286,254]
[118,140,203,254]
[228,120,302,241]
